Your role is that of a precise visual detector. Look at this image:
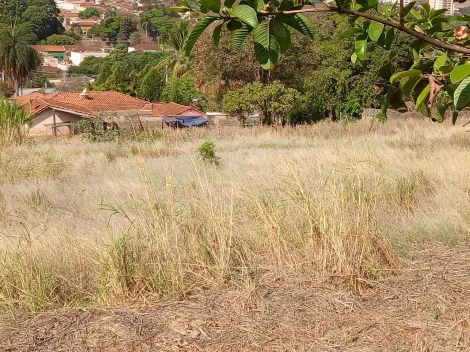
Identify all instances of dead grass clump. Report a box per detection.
[0,148,68,182]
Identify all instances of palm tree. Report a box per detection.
[0,25,40,96]
[156,21,192,82]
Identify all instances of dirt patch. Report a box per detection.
[1,243,470,351]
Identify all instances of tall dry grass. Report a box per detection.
[1,117,470,313]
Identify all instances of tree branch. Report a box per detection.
[260,7,470,55]
[399,0,404,26]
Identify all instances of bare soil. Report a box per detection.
[1,243,470,352]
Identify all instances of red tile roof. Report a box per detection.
[64,45,102,52]
[17,91,150,117]
[130,44,159,51]
[143,102,205,117]
[31,45,65,52]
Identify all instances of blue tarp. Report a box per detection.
[163,115,208,128]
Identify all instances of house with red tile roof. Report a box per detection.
[16,91,151,136]
[16,91,207,135]
[143,102,204,117]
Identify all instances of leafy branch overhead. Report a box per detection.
[175,0,470,123]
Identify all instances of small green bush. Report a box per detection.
[79,118,120,142]
[197,141,220,165]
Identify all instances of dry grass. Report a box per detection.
[1,117,470,350]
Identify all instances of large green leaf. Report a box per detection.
[378,62,393,80]
[403,1,416,16]
[271,17,288,38]
[200,0,221,13]
[410,9,422,19]
[212,20,225,46]
[232,5,258,28]
[224,0,236,7]
[454,76,470,110]
[400,76,421,98]
[179,0,191,8]
[280,14,314,40]
[232,23,253,50]
[383,28,395,49]
[450,64,470,84]
[270,19,291,53]
[415,83,430,109]
[254,20,279,70]
[433,53,447,72]
[354,35,367,60]
[368,21,384,42]
[429,8,447,19]
[390,69,422,83]
[339,28,363,40]
[185,17,218,56]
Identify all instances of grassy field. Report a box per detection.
[1,118,470,351]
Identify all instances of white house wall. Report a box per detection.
[30,109,85,136]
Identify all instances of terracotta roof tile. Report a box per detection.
[64,45,102,52]
[31,45,66,52]
[17,91,150,117]
[145,102,205,117]
[130,44,159,51]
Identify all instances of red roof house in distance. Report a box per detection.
[143,102,204,117]
[16,91,207,135]
[16,91,151,136]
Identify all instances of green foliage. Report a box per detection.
[140,9,180,39]
[24,71,54,88]
[339,99,363,120]
[162,76,203,105]
[100,16,137,43]
[79,118,119,142]
[0,0,64,41]
[45,34,78,45]
[0,98,33,147]
[67,56,105,76]
[223,81,298,125]
[139,67,165,102]
[79,7,100,20]
[197,141,220,165]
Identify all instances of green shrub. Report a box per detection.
[197,141,220,165]
[79,118,120,142]
[0,98,33,147]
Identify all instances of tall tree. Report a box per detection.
[156,21,192,81]
[0,25,40,95]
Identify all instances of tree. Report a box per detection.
[21,0,64,40]
[105,62,130,92]
[45,34,78,45]
[223,81,298,125]
[100,15,137,43]
[94,60,112,87]
[179,0,470,123]
[67,56,105,76]
[139,9,179,39]
[79,7,100,19]
[162,76,203,105]
[156,21,192,81]
[0,25,41,95]
[139,67,165,101]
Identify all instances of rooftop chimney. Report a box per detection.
[80,88,88,99]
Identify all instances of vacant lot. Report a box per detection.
[1,118,470,351]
